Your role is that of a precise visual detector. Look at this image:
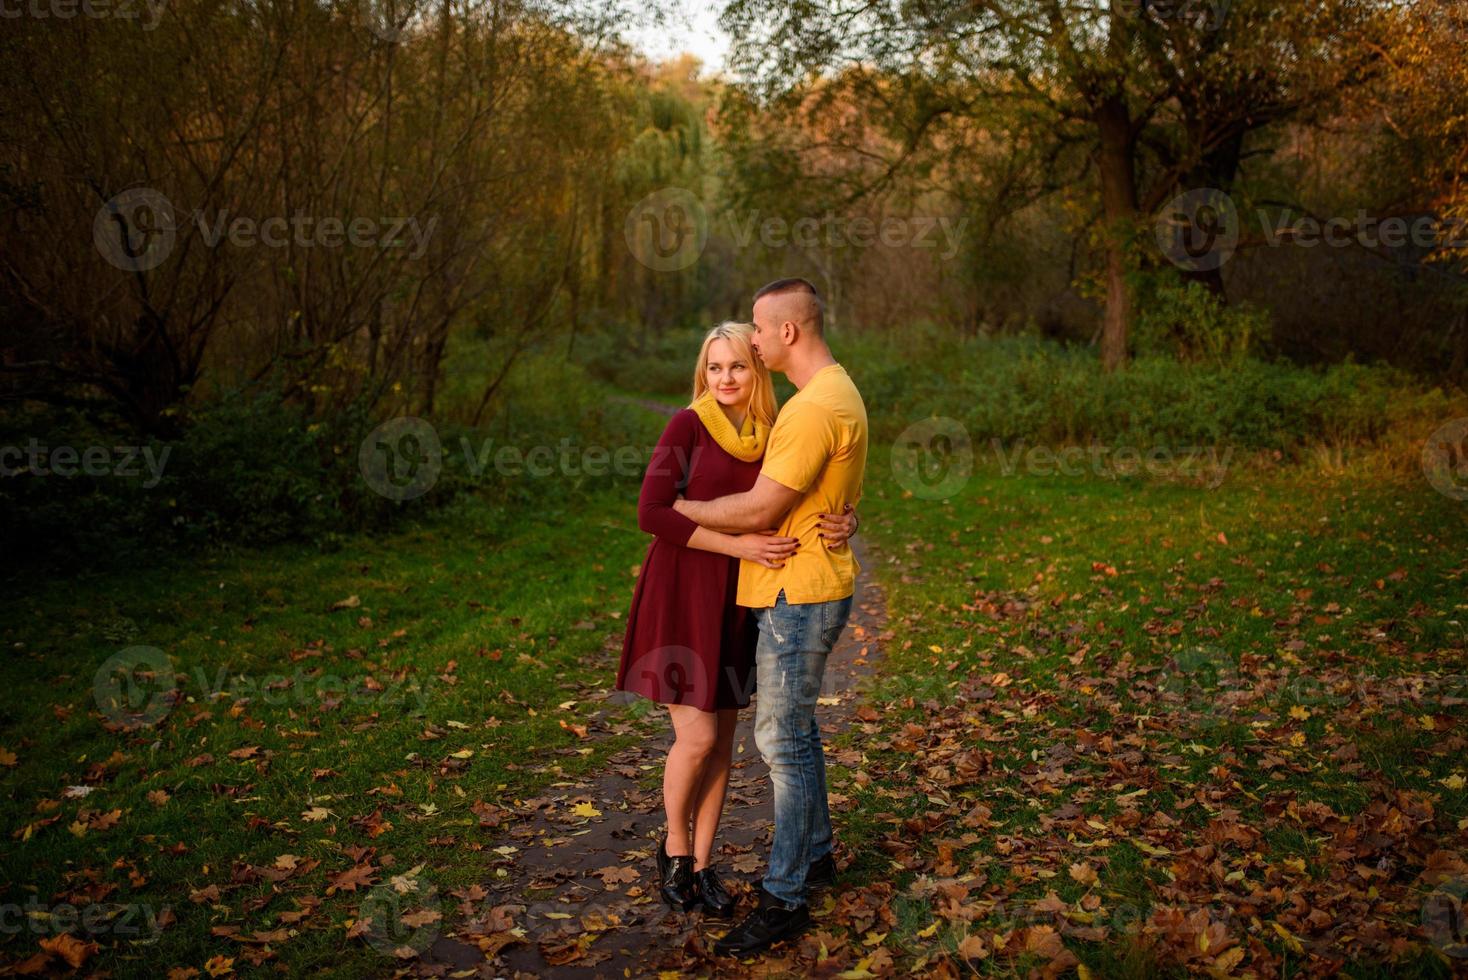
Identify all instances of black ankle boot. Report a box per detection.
[712,886,809,957]
[693,866,736,918]
[806,851,837,890]
[658,839,697,911]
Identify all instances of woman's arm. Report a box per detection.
[636,411,702,545]
[636,413,797,567]
[688,527,799,567]
[816,503,859,550]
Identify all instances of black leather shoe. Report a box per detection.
[694,866,736,918]
[659,839,697,911]
[806,852,837,890]
[712,886,809,957]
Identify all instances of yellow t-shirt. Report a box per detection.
[737,363,868,608]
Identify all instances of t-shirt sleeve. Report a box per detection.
[761,399,837,493]
[637,410,700,546]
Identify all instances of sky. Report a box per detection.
[622,0,732,74]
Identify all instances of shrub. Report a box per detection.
[570,324,706,397]
[835,326,1460,458]
[1132,276,1272,366]
[0,354,660,574]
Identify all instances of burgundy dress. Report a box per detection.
[616,409,760,711]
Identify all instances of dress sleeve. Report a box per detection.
[637,410,701,546]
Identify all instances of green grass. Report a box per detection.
[828,446,1468,977]
[0,489,663,977]
[3,393,1466,976]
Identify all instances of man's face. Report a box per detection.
[751,298,785,371]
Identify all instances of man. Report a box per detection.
[673,277,869,956]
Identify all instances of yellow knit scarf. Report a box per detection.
[690,389,769,462]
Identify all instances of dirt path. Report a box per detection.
[423,542,890,977]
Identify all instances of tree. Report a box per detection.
[0,0,633,431]
[720,0,1380,369]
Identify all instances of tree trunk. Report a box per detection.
[1093,95,1139,372]
[1181,130,1245,299]
[1450,308,1468,383]
[1100,241,1131,371]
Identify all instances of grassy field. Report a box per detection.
[2,408,1465,977]
[823,445,1468,977]
[0,487,667,977]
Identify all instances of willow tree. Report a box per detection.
[0,0,632,431]
[721,0,1380,369]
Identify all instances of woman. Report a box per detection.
[615,321,857,917]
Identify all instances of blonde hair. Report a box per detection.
[690,321,777,427]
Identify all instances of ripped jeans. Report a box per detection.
[751,588,854,905]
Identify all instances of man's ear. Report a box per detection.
[780,320,797,345]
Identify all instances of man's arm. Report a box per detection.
[674,475,803,532]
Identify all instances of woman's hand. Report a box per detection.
[736,530,799,568]
[817,503,858,550]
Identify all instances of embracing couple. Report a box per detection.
[615,277,869,957]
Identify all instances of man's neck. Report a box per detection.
[785,348,838,390]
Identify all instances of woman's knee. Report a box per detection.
[675,725,718,760]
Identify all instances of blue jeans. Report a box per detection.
[751,589,854,906]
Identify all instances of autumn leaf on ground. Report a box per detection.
[593,865,639,888]
[355,809,393,838]
[190,884,222,904]
[471,799,506,828]
[1068,862,1098,886]
[387,864,429,894]
[203,955,235,977]
[327,863,378,894]
[38,933,99,969]
[956,933,988,961]
[401,908,442,928]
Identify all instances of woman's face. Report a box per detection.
[705,337,754,410]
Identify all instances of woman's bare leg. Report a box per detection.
[663,704,718,856]
[688,708,740,870]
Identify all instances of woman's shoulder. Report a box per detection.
[659,407,704,440]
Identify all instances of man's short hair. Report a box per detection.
[753,277,824,334]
